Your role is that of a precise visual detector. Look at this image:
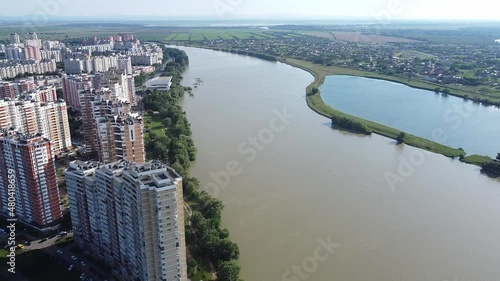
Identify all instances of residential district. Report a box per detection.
[0,32,187,281]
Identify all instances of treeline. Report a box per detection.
[214,48,277,61]
[331,115,372,135]
[183,178,241,280]
[481,154,500,177]
[142,47,241,280]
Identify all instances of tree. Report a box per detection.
[214,239,240,261]
[187,259,198,277]
[56,89,64,100]
[496,153,500,162]
[162,117,172,128]
[312,87,319,94]
[217,260,240,281]
[201,199,223,228]
[396,132,406,144]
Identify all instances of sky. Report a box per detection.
[3,0,500,21]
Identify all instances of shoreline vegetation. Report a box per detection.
[141,46,241,281]
[171,43,499,177]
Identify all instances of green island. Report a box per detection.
[140,47,241,281]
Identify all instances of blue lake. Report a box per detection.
[320,75,500,157]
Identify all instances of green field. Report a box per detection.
[0,25,278,43]
[144,114,165,138]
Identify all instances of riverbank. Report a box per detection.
[168,43,496,166]
[142,47,241,280]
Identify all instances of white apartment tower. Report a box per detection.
[65,160,188,281]
[0,96,72,154]
[9,33,20,44]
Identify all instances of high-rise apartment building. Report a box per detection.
[0,130,62,230]
[62,74,96,108]
[65,160,187,281]
[0,95,72,154]
[79,88,143,163]
[24,46,42,61]
[6,46,25,60]
[9,33,20,44]
[117,56,133,75]
[99,69,132,103]
[0,79,36,99]
[95,114,145,164]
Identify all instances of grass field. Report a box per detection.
[331,31,419,43]
[463,154,494,166]
[297,31,336,39]
[396,50,437,59]
[0,25,282,43]
[144,114,165,138]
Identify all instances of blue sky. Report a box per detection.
[4,0,500,20]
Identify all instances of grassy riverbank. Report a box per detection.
[283,58,498,165]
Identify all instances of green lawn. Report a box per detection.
[144,114,165,138]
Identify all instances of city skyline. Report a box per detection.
[2,0,500,21]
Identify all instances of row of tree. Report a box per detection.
[331,115,372,135]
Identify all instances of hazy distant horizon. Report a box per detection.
[1,15,500,26]
[3,0,500,22]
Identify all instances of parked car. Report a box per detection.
[71,255,77,260]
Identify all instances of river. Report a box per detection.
[177,46,500,281]
[320,75,500,157]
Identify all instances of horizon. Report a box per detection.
[2,0,500,22]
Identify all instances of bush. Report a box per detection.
[331,115,372,135]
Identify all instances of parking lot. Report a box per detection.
[1,230,113,281]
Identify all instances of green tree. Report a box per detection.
[396,132,406,144]
[187,259,198,277]
[162,117,172,128]
[217,260,240,281]
[215,239,240,261]
[56,88,64,99]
